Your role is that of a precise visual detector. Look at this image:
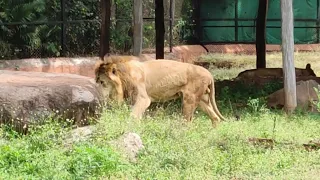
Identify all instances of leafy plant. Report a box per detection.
[1,0,195,59]
[312,85,320,112]
[0,0,49,59]
[247,97,269,113]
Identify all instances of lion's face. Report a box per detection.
[95,62,124,103]
[304,63,316,76]
[96,73,115,99]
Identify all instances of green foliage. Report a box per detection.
[110,13,133,54]
[246,97,269,114]
[312,85,320,112]
[217,80,282,105]
[66,144,124,178]
[0,0,101,59]
[176,0,196,43]
[0,0,100,59]
[0,118,127,179]
[65,0,101,56]
[0,0,50,59]
[1,0,196,59]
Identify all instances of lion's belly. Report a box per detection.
[142,60,200,101]
[145,72,187,102]
[148,87,182,102]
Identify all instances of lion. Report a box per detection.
[95,55,226,127]
[236,63,316,80]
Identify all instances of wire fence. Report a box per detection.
[0,0,102,60]
[0,0,192,60]
[197,0,320,45]
[5,0,319,60]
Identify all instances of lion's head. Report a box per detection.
[303,63,317,76]
[94,55,140,104]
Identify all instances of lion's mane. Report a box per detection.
[95,55,141,104]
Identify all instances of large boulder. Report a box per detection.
[267,80,320,112]
[0,70,103,133]
[0,57,99,78]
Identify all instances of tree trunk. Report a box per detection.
[99,0,111,59]
[155,0,165,59]
[169,0,175,52]
[281,0,297,113]
[133,0,143,56]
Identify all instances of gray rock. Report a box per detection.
[111,132,144,162]
[0,70,104,133]
[64,125,96,146]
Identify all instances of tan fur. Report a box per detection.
[95,55,140,103]
[95,55,226,127]
[236,63,316,80]
[267,80,320,112]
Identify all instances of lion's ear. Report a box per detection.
[306,63,311,70]
[94,60,104,73]
[108,65,119,81]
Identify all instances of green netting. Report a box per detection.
[199,0,319,44]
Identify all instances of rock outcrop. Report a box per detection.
[0,70,103,133]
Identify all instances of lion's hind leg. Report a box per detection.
[181,92,198,122]
[181,81,207,123]
[199,93,220,128]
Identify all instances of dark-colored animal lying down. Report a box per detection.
[236,63,316,79]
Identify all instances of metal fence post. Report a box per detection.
[169,0,174,52]
[61,0,67,56]
[99,0,111,58]
[235,0,239,42]
[155,0,165,59]
[317,0,319,43]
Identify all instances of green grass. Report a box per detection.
[1,52,320,179]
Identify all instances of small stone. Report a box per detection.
[111,132,144,163]
[64,126,96,146]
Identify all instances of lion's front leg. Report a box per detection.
[130,84,151,119]
[131,97,151,119]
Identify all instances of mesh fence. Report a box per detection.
[199,0,320,44]
[64,0,101,57]
[3,0,319,60]
[0,0,190,60]
[0,0,102,60]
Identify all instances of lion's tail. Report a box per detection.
[209,79,227,121]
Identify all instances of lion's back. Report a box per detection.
[141,60,213,101]
[142,60,189,84]
[143,59,210,76]
[237,68,283,79]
